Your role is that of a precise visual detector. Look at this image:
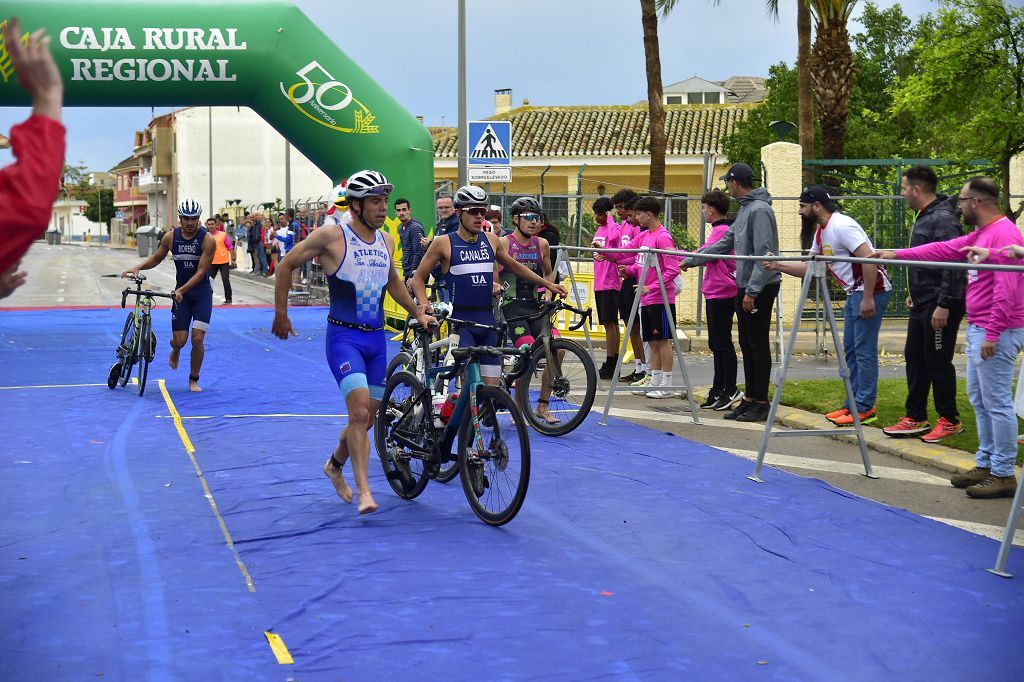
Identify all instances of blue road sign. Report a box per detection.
[468,120,512,166]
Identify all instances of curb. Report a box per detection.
[689,388,978,476]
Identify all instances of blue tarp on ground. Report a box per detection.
[1,307,1022,681]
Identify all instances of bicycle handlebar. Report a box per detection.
[121,286,177,309]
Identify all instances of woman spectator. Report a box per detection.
[684,190,740,410]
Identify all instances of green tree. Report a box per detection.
[891,0,1024,217]
[723,2,932,186]
[721,61,803,167]
[83,187,116,229]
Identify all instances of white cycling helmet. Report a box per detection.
[345,170,393,199]
[177,198,202,218]
[453,184,488,208]
[330,182,349,209]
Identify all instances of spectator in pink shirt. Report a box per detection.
[618,196,680,399]
[876,177,1024,499]
[590,197,625,379]
[608,189,648,384]
[683,189,739,410]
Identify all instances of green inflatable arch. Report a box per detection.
[0,0,435,228]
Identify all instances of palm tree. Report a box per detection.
[796,2,814,183]
[766,1,860,161]
[671,1,854,164]
[642,0,667,193]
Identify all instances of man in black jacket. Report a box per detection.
[882,165,966,442]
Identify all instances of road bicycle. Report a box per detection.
[375,317,532,526]
[498,298,597,437]
[106,273,175,397]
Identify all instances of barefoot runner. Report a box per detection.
[272,170,436,515]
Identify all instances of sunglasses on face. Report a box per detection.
[463,207,488,216]
[364,184,394,196]
[518,213,541,222]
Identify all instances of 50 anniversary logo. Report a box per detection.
[279,59,378,134]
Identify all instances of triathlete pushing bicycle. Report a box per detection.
[122,198,215,393]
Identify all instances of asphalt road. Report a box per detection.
[8,241,1022,552]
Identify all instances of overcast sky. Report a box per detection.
[0,0,941,172]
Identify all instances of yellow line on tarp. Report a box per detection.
[158,379,256,593]
[264,631,294,665]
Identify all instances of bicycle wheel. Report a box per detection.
[515,338,596,437]
[374,370,431,499]
[386,350,414,380]
[118,314,137,387]
[458,385,530,526]
[137,316,151,396]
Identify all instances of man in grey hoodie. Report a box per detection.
[684,163,780,422]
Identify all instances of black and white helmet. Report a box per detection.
[177,198,202,218]
[509,196,541,215]
[345,169,393,198]
[453,184,488,208]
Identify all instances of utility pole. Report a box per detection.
[285,139,292,210]
[208,106,214,219]
[457,0,467,187]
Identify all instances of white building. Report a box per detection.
[133,106,332,230]
[664,75,767,105]
[49,198,104,241]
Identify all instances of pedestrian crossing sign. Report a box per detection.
[468,121,512,166]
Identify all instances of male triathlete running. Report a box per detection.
[410,185,567,387]
[272,170,435,515]
[123,198,215,392]
[498,197,562,424]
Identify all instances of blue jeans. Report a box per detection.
[255,245,268,274]
[966,324,1024,477]
[843,290,890,412]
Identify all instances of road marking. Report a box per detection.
[264,631,294,665]
[155,413,346,420]
[158,379,255,593]
[603,406,772,432]
[721,448,951,486]
[0,382,108,390]
[925,516,1024,546]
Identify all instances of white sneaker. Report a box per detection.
[646,389,678,399]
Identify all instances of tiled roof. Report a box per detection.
[719,76,767,104]
[433,104,751,158]
[109,155,140,173]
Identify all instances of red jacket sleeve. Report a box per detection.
[0,115,66,274]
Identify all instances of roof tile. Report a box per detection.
[435,104,749,158]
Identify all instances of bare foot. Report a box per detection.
[322,459,353,504]
[536,409,560,425]
[189,379,202,392]
[168,348,180,370]
[358,490,378,515]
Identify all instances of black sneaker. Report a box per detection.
[619,369,641,383]
[599,357,618,380]
[724,400,753,420]
[699,390,721,409]
[735,401,770,422]
[713,389,743,411]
